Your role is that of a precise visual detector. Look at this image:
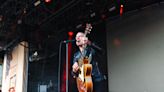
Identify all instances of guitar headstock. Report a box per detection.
[84,23,92,35]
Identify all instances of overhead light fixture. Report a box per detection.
[33,51,38,56]
[45,0,52,3]
[29,51,38,62]
[68,31,74,37]
[120,4,124,16]
[90,12,96,18]
[76,24,82,29]
[108,6,116,12]
[34,0,41,6]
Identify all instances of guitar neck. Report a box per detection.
[84,23,92,37]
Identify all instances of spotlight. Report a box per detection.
[76,24,82,29]
[68,31,74,37]
[108,6,116,12]
[34,0,41,6]
[45,0,52,3]
[90,12,96,18]
[120,4,124,16]
[33,51,38,56]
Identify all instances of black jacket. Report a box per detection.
[72,46,105,82]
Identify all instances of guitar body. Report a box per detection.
[77,58,93,92]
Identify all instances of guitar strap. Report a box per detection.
[78,47,93,67]
[85,47,90,57]
[85,47,92,63]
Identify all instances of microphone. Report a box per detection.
[63,39,75,43]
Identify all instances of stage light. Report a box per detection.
[113,0,125,16]
[68,31,74,37]
[90,12,96,18]
[108,6,116,12]
[120,4,124,16]
[34,0,41,6]
[45,0,52,3]
[33,51,38,56]
[76,24,82,29]
[44,0,56,11]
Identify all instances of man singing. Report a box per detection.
[72,31,106,92]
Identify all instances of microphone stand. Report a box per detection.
[58,40,75,92]
[58,40,70,92]
[65,43,69,92]
[58,41,71,92]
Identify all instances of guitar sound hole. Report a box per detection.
[86,67,91,76]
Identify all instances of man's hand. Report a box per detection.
[72,62,79,73]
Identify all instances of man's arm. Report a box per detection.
[71,53,79,78]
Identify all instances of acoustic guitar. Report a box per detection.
[76,23,93,92]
